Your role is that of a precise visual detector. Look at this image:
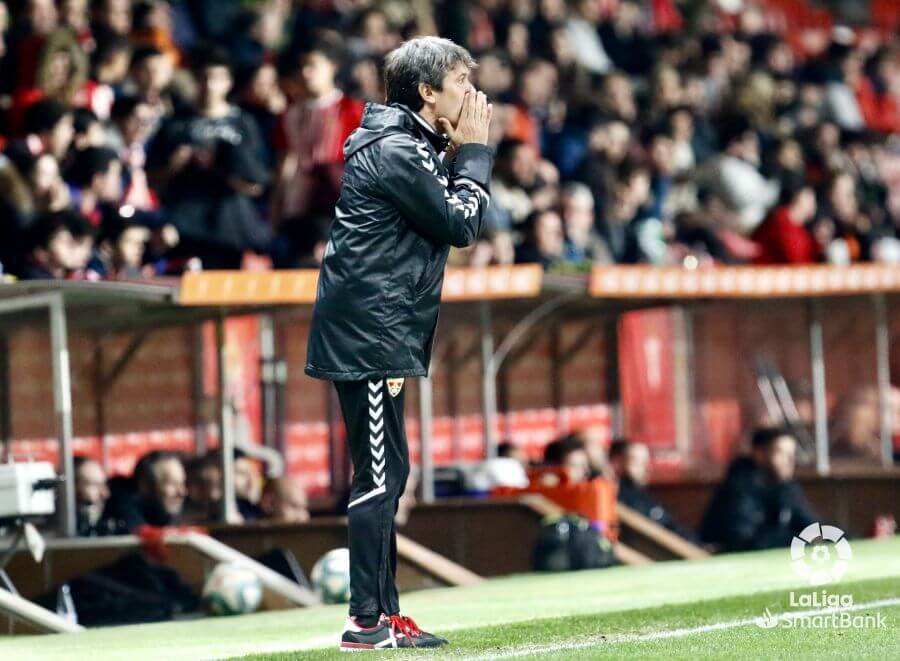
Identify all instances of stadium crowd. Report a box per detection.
[0,0,899,280]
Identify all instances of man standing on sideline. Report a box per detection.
[305,36,494,650]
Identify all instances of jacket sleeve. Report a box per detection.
[380,135,494,248]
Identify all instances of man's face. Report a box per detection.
[563,449,591,483]
[28,0,58,34]
[201,65,233,106]
[95,159,122,201]
[432,62,475,129]
[135,54,173,95]
[535,211,564,257]
[650,136,675,174]
[31,154,60,193]
[606,122,631,161]
[117,226,149,268]
[47,228,83,270]
[475,54,511,96]
[154,458,187,516]
[301,52,336,98]
[271,480,310,523]
[510,143,538,187]
[234,457,260,502]
[122,102,155,144]
[562,192,593,236]
[830,174,858,219]
[76,460,109,508]
[100,0,131,35]
[625,443,650,487]
[49,114,74,159]
[762,435,797,482]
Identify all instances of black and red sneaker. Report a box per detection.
[339,614,448,651]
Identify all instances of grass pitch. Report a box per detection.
[3,536,898,660]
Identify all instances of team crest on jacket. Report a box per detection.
[386,378,404,397]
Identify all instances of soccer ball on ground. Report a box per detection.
[202,562,264,616]
[311,547,351,604]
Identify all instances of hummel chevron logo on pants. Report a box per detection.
[335,378,411,619]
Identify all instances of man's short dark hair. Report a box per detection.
[299,37,344,67]
[130,45,165,69]
[111,94,143,122]
[134,450,183,490]
[543,435,584,465]
[67,147,118,188]
[608,438,631,461]
[27,210,91,251]
[24,99,70,135]
[497,441,520,458]
[383,36,476,111]
[751,427,795,451]
[192,45,232,73]
[72,108,100,136]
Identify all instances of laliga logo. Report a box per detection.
[790,522,852,586]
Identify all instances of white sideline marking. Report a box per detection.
[460,597,900,660]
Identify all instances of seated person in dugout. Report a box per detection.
[103,450,188,531]
[74,456,114,536]
[183,449,266,524]
[540,435,593,485]
[608,439,698,543]
[260,475,311,523]
[700,427,818,552]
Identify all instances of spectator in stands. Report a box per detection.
[260,475,310,524]
[272,39,363,249]
[574,115,631,215]
[66,145,122,224]
[516,209,564,269]
[700,428,817,552]
[105,450,187,530]
[124,45,175,130]
[74,456,112,536]
[565,0,611,75]
[95,210,150,279]
[699,116,778,233]
[609,439,697,542]
[26,152,70,214]
[5,99,74,166]
[235,61,286,173]
[146,47,271,269]
[0,0,897,275]
[560,182,601,266]
[106,94,157,211]
[751,177,820,264]
[492,138,542,226]
[71,108,105,150]
[595,159,652,263]
[19,209,93,279]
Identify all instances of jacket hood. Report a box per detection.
[344,103,449,158]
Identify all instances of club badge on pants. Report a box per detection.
[386,378,404,397]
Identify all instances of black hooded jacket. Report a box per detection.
[305,103,494,381]
[700,456,818,552]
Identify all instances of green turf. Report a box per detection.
[240,577,900,660]
[3,536,899,661]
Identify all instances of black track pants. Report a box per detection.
[335,377,410,618]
